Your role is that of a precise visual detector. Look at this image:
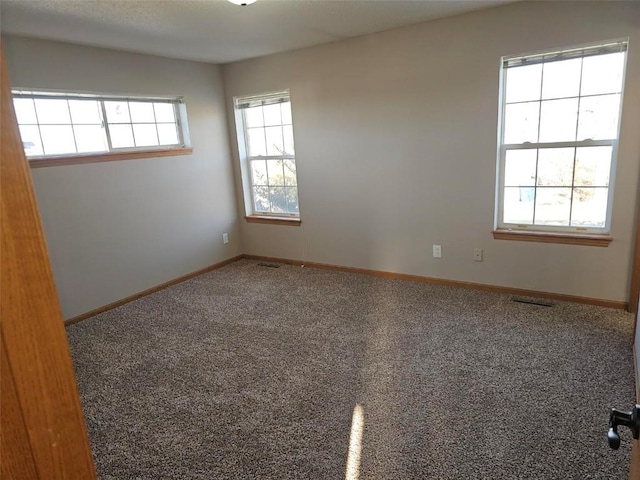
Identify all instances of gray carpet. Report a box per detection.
[67,259,636,479]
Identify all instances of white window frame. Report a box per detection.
[12,89,189,159]
[233,90,300,219]
[495,39,629,235]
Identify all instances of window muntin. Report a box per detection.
[496,41,628,233]
[235,91,299,217]
[13,91,184,158]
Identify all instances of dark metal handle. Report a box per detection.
[608,405,640,449]
[607,426,621,450]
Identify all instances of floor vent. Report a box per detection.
[258,262,281,268]
[511,297,554,307]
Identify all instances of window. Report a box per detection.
[12,91,186,158]
[234,91,299,219]
[495,40,628,236]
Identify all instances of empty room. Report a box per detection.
[2,0,640,478]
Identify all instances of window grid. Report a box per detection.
[99,100,114,151]
[105,101,179,150]
[497,42,627,234]
[568,58,585,227]
[239,95,299,217]
[530,59,544,225]
[505,91,620,107]
[502,143,616,229]
[256,102,292,213]
[32,99,46,156]
[65,100,79,154]
[17,98,108,156]
[13,92,183,158]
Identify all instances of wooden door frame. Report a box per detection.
[0,44,97,478]
[630,189,640,315]
[631,301,640,479]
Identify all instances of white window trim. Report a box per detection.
[233,90,300,219]
[494,38,629,235]
[12,89,190,159]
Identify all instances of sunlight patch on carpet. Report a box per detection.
[345,403,364,480]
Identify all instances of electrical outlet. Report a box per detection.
[473,248,483,262]
[433,245,442,258]
[222,233,229,244]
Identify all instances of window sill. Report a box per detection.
[492,229,612,247]
[28,147,193,168]
[245,215,301,226]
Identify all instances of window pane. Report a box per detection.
[285,187,299,214]
[571,188,608,227]
[263,103,282,126]
[265,126,284,156]
[283,125,295,155]
[247,128,266,156]
[35,99,71,124]
[40,125,76,155]
[505,64,542,103]
[581,52,625,96]
[253,186,269,212]
[104,101,131,123]
[281,101,292,124]
[536,148,574,186]
[109,124,134,148]
[283,159,297,186]
[538,98,578,143]
[267,159,284,186]
[504,149,536,187]
[129,102,155,123]
[251,160,268,186]
[577,94,620,141]
[157,123,179,145]
[69,100,102,124]
[18,125,43,156]
[504,102,539,144]
[244,106,263,128]
[132,124,159,147]
[269,187,287,213]
[574,146,612,187]
[541,58,582,100]
[503,187,534,224]
[73,125,108,153]
[534,187,571,226]
[154,103,176,123]
[499,46,626,234]
[14,98,38,124]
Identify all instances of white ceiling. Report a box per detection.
[0,0,514,64]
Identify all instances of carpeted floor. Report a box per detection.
[67,259,635,479]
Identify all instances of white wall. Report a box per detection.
[4,36,242,320]
[223,1,640,303]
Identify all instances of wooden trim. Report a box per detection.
[635,344,640,404]
[243,254,628,309]
[631,343,640,480]
[28,147,193,168]
[630,440,640,480]
[243,255,304,266]
[1,335,39,479]
[65,249,629,327]
[1,44,97,478]
[630,188,640,314]
[245,215,301,226]
[633,343,640,480]
[65,255,243,326]
[492,229,612,247]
